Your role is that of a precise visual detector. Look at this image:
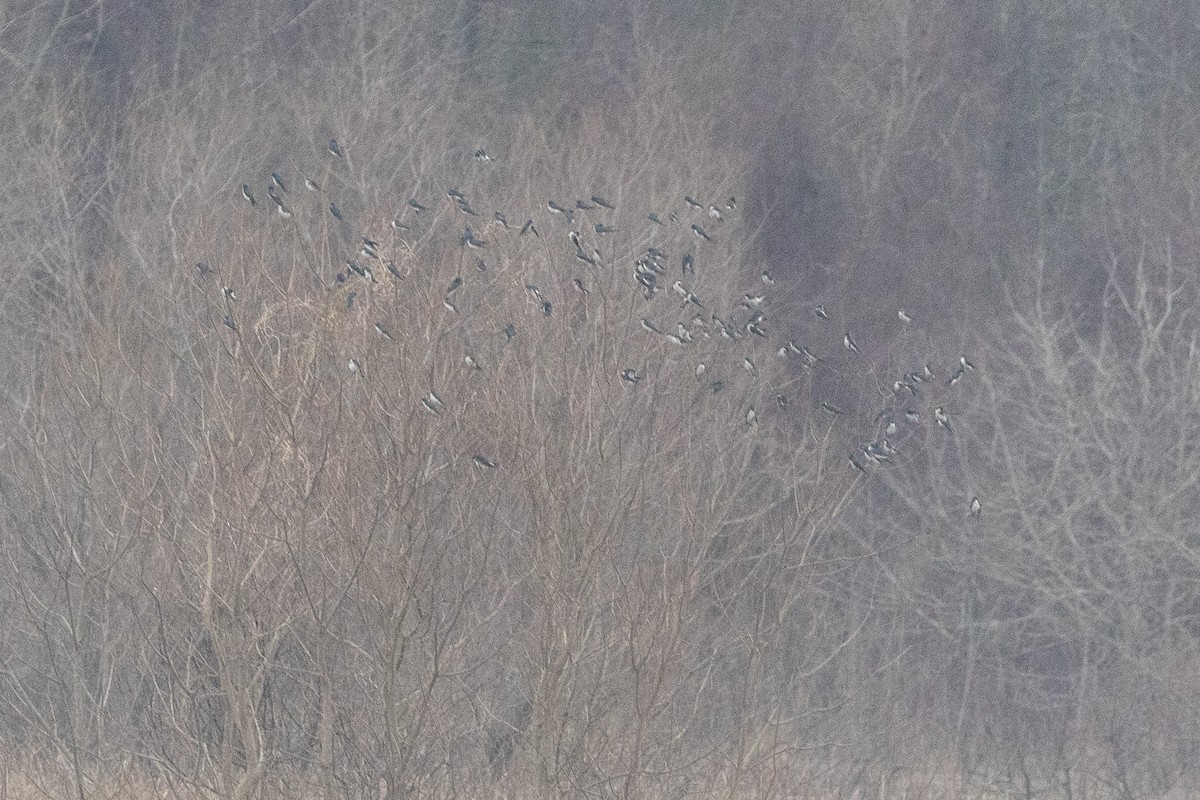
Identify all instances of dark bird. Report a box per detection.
[391,218,409,231]
[620,368,641,384]
[447,277,463,294]
[525,284,545,303]
[473,148,492,161]
[346,292,357,310]
[223,286,237,302]
[849,454,868,473]
[690,223,713,242]
[329,202,343,221]
[726,196,737,209]
[640,318,661,334]
[223,314,237,331]
[195,261,211,282]
[420,395,442,415]
[520,219,538,237]
[682,254,694,274]
[575,198,596,211]
[271,173,287,192]
[594,223,618,235]
[648,213,664,225]
[473,455,499,469]
[814,305,831,320]
[408,198,429,213]
[822,401,845,415]
[241,184,256,206]
[573,278,589,294]
[462,228,487,248]
[493,211,509,228]
[329,138,344,157]
[776,394,788,409]
[685,196,702,209]
[711,380,725,394]
[542,301,552,317]
[547,200,572,217]
[743,357,757,374]
[425,391,447,412]
[592,195,615,209]
[503,323,517,342]
[948,365,966,386]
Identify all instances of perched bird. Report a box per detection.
[575,198,596,211]
[594,223,618,235]
[475,259,487,272]
[493,211,509,228]
[525,284,545,303]
[271,172,287,192]
[573,278,589,294]
[195,261,211,282]
[408,198,428,213]
[685,196,702,209]
[708,204,723,221]
[894,380,917,397]
[592,195,615,209]
[849,454,868,473]
[391,218,410,232]
[695,363,706,378]
[672,280,688,297]
[726,196,737,209]
[640,318,661,334]
[420,396,442,415]
[443,298,458,313]
[520,219,538,237]
[814,305,831,320]
[462,229,486,248]
[904,409,920,423]
[948,365,966,386]
[691,224,713,242]
[746,407,758,426]
[503,323,517,342]
[547,200,572,217]
[222,286,237,302]
[473,455,499,469]
[648,212,664,225]
[305,177,319,191]
[620,368,641,384]
[935,406,952,432]
[328,138,344,157]
[898,309,915,323]
[960,355,976,371]
[761,272,774,285]
[447,187,466,202]
[969,497,982,517]
[776,394,788,408]
[346,292,357,310]
[747,323,767,338]
[742,357,756,374]
[277,205,293,218]
[682,254,694,274]
[348,358,360,374]
[447,277,463,294]
[374,323,393,341]
[329,202,343,221]
[464,354,482,371]
[843,331,860,354]
[241,184,256,206]
[821,401,845,415]
[473,148,492,161]
[223,314,237,331]
[711,380,725,394]
[542,301,553,317]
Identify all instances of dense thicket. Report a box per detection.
[1,2,1198,798]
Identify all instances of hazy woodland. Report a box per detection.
[2,1,1199,798]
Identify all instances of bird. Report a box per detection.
[573,278,589,294]
[685,196,702,209]
[241,184,256,205]
[969,497,982,517]
[346,292,357,310]
[742,357,756,374]
[849,454,868,473]
[473,455,499,469]
[898,309,915,323]
[542,301,552,317]
[746,407,758,426]
[329,202,343,221]
[464,354,482,371]
[711,380,725,394]
[747,323,767,338]
[271,173,287,192]
[843,331,860,354]
[547,200,572,217]
[222,286,237,302]
[391,218,410,232]
[493,211,509,228]
[473,148,492,161]
[594,223,618,235]
[620,368,641,384]
[761,272,774,285]
[708,204,723,221]
[960,355,976,371]
[726,196,737,209]
[904,409,920,423]
[695,363,706,378]
[640,318,660,334]
[223,314,237,331]
[682,254,694,274]
[276,205,292,218]
[305,178,319,191]
[329,138,344,157]
[447,277,463,294]
[348,358,360,374]
[420,396,442,415]
[935,406,952,432]
[520,219,538,237]
[821,401,845,415]
[776,394,788,408]
[575,198,596,211]
[461,229,486,249]
[443,298,458,313]
[423,391,446,413]
[647,212,664,225]
[592,195,614,209]
[408,198,428,213]
[447,187,466,202]
[503,323,517,342]
[948,365,966,385]
[525,284,545,303]
[195,261,211,282]
[374,323,393,341]
[814,305,831,320]
[691,224,713,242]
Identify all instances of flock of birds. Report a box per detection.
[194,139,984,517]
